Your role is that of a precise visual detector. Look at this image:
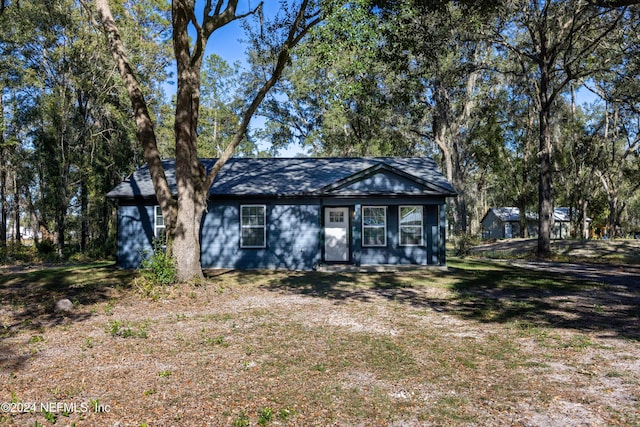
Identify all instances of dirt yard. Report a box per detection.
[0,262,638,426]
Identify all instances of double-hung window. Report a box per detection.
[240,205,266,248]
[399,206,423,246]
[362,206,387,247]
[154,206,165,241]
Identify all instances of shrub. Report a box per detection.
[454,233,477,257]
[37,239,56,255]
[0,242,38,263]
[139,240,177,287]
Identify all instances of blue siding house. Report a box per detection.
[107,157,456,270]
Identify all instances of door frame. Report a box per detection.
[323,206,351,263]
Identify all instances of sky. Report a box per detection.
[164,3,604,159]
[164,2,307,157]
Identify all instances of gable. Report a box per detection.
[326,169,428,195]
[321,162,456,197]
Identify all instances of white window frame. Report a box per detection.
[399,205,424,246]
[240,205,267,248]
[362,206,387,247]
[154,205,165,240]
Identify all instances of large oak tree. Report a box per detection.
[492,0,630,256]
[93,0,323,280]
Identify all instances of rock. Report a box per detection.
[55,299,73,313]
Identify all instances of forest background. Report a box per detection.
[0,0,638,267]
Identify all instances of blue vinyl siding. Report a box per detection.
[116,197,447,270]
[200,200,321,270]
[355,203,440,266]
[116,204,155,269]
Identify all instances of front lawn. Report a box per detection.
[1,261,638,426]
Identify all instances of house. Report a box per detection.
[481,207,582,240]
[107,157,457,270]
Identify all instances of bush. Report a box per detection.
[37,239,56,255]
[139,240,177,287]
[454,233,477,257]
[0,242,38,263]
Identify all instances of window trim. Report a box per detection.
[154,205,165,240]
[399,205,424,246]
[240,204,267,249]
[362,206,387,247]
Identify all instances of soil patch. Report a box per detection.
[0,265,638,426]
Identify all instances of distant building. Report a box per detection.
[481,207,585,240]
[6,226,40,241]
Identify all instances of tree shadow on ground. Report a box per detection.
[260,260,640,341]
[0,263,134,344]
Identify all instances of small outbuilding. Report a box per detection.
[481,207,578,240]
[107,157,457,270]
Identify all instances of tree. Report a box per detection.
[198,54,253,157]
[254,1,422,157]
[93,0,324,280]
[0,0,167,259]
[492,0,629,256]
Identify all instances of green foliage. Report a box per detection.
[232,411,250,427]
[107,319,148,339]
[257,407,274,425]
[37,240,56,256]
[43,409,56,423]
[0,0,169,263]
[0,242,38,263]
[453,234,478,257]
[278,407,296,421]
[139,240,177,288]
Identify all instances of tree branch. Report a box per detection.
[204,0,322,188]
[587,0,640,7]
[202,1,262,40]
[93,0,176,230]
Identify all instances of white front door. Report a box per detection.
[324,207,349,262]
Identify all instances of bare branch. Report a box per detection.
[202,0,261,40]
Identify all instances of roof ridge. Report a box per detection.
[107,156,456,199]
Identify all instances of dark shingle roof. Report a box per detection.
[106,157,456,199]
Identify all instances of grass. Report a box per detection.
[0,260,638,426]
[470,238,640,265]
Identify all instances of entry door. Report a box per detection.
[324,207,349,262]
[504,223,513,239]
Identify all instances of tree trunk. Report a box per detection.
[580,198,589,239]
[537,105,553,257]
[0,149,6,248]
[13,172,20,244]
[56,201,66,257]
[171,2,207,281]
[0,94,6,248]
[94,0,177,235]
[80,178,88,252]
[25,185,39,245]
[536,36,553,257]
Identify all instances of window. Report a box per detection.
[399,206,423,246]
[329,210,345,223]
[362,206,386,247]
[154,206,165,241]
[241,205,266,248]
